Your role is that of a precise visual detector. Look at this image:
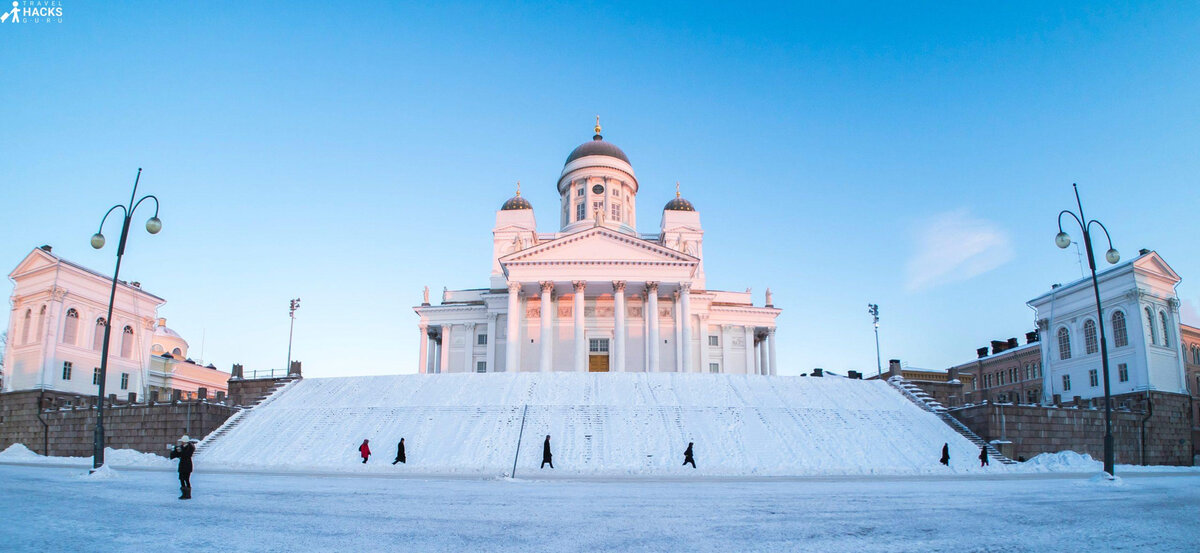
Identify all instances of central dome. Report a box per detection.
[565,133,630,165]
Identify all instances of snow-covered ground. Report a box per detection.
[200,373,1013,476]
[2,463,1198,553]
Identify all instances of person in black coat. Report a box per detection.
[392,438,406,465]
[979,444,989,467]
[683,442,696,468]
[541,435,553,469]
[940,443,950,466]
[169,435,195,500]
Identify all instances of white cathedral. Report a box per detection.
[414,122,781,374]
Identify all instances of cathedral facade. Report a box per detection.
[414,123,781,374]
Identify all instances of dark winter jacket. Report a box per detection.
[979,446,989,462]
[542,439,552,462]
[684,444,695,461]
[359,441,371,458]
[170,443,195,475]
[940,444,950,465]
[395,441,406,463]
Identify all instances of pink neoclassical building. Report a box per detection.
[414,123,781,374]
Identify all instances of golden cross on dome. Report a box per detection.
[675,181,681,198]
[515,181,521,196]
[594,115,602,135]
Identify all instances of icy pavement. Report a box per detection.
[2,464,1198,553]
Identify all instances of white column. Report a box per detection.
[539,281,554,373]
[680,283,692,373]
[418,323,429,374]
[440,324,452,373]
[642,293,650,372]
[745,326,756,375]
[759,330,770,377]
[698,314,709,374]
[721,325,733,374]
[613,281,626,373]
[673,290,682,372]
[462,322,476,373]
[485,313,497,373]
[573,281,587,373]
[505,282,522,373]
[768,328,777,376]
[647,282,660,372]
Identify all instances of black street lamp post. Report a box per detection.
[89,168,161,470]
[1055,183,1120,476]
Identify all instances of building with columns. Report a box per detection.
[414,123,781,374]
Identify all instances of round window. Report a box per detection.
[591,184,604,195]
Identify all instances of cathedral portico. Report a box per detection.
[414,124,781,375]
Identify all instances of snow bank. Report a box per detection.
[0,444,172,469]
[1020,450,1200,474]
[199,373,1010,477]
[76,464,120,480]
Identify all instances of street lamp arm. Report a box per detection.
[132,194,160,218]
[1057,209,1084,234]
[1086,219,1115,251]
[97,204,128,234]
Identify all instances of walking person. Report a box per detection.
[541,435,553,469]
[683,442,696,468]
[392,438,406,465]
[359,439,371,464]
[169,435,195,500]
[979,444,989,467]
[940,443,950,466]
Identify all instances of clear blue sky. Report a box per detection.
[2,2,1198,378]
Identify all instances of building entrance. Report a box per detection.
[588,338,610,372]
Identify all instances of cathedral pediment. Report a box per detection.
[499,226,698,267]
[9,248,56,279]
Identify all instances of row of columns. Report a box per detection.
[419,282,775,375]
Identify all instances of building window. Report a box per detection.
[1146,307,1157,345]
[1024,364,1031,380]
[477,334,487,345]
[709,362,719,373]
[120,326,134,358]
[997,372,1004,386]
[1088,369,1099,387]
[589,338,609,353]
[93,367,101,385]
[1083,319,1098,355]
[1057,327,1071,360]
[1026,389,1038,404]
[576,202,585,221]
[1112,311,1128,348]
[35,306,46,343]
[1118,363,1128,383]
[1192,345,1200,365]
[120,373,129,390]
[1009,368,1016,383]
[93,318,107,351]
[61,361,72,380]
[1160,311,1170,347]
[172,347,182,356]
[576,186,584,197]
[592,201,603,219]
[476,361,486,373]
[62,308,79,345]
[610,203,621,222]
[1062,374,1071,391]
[708,335,719,347]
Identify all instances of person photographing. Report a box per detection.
[169,435,196,500]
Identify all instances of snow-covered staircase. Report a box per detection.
[886,376,1016,465]
[196,379,299,454]
[197,373,1003,476]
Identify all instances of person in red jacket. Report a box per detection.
[359,439,371,464]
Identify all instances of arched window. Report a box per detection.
[1112,311,1128,348]
[1057,327,1072,360]
[1083,320,1098,355]
[1192,345,1200,365]
[35,306,46,343]
[1146,308,1157,345]
[120,326,134,358]
[172,347,182,356]
[20,309,31,345]
[1159,311,1170,347]
[62,308,79,345]
[93,318,107,351]
[151,344,164,354]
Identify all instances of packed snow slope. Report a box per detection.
[199,373,998,477]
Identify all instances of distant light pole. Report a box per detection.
[89,168,161,470]
[286,298,301,375]
[1055,183,1120,476]
[868,303,881,377]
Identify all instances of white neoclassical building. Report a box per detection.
[414,123,781,374]
[1028,250,1188,401]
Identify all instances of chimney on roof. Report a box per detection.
[991,340,1010,355]
[130,282,141,288]
[977,347,989,358]
[1007,337,1018,349]
[1139,248,1150,256]
[1051,283,1062,289]
[39,245,52,253]
[157,318,166,327]
[1026,330,1039,344]
[888,359,902,377]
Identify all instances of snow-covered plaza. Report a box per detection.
[3,462,1198,553]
